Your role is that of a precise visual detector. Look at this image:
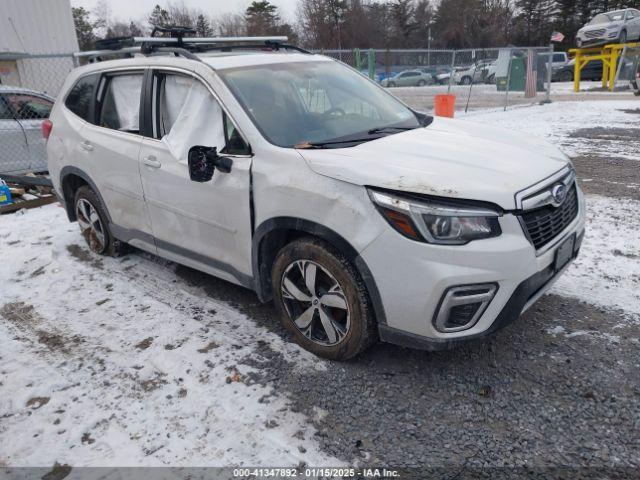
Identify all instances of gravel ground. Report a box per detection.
[573,155,640,200]
[177,263,640,476]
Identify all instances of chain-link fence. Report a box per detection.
[614,45,640,91]
[315,47,555,113]
[1,53,75,174]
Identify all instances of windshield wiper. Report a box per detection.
[367,126,419,135]
[295,137,381,149]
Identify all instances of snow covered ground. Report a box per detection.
[1,98,639,468]
[461,100,640,160]
[0,205,340,467]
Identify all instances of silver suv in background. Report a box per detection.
[0,86,54,174]
[576,8,640,47]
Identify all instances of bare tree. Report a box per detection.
[216,13,247,37]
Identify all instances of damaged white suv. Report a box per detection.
[46,37,585,360]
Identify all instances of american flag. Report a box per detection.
[551,31,565,43]
[525,49,537,98]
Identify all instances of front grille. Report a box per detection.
[585,29,605,38]
[520,183,579,250]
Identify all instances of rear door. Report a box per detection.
[4,92,54,172]
[78,69,154,250]
[137,68,253,286]
[0,94,28,174]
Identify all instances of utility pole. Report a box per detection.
[427,26,431,66]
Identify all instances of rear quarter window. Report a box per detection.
[65,73,100,122]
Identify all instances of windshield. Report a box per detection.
[589,12,623,24]
[219,60,420,148]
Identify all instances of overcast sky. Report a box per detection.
[71,0,300,23]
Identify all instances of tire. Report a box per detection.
[619,30,627,44]
[486,74,496,84]
[460,76,472,85]
[417,80,426,86]
[74,185,125,256]
[271,237,376,360]
[387,81,396,87]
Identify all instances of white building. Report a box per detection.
[0,0,79,96]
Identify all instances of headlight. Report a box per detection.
[368,188,502,245]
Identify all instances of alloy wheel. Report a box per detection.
[76,198,106,253]
[280,260,350,346]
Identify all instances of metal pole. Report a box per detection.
[544,43,553,103]
[504,50,513,111]
[613,45,628,90]
[447,50,456,94]
[427,27,431,66]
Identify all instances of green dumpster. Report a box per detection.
[497,57,525,91]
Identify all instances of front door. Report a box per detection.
[138,70,253,287]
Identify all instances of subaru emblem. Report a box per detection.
[551,184,567,206]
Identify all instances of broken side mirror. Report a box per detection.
[188,146,233,183]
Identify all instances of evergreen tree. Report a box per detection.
[196,14,213,37]
[72,6,96,51]
[245,1,280,36]
[148,4,170,30]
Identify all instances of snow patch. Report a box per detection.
[0,204,339,467]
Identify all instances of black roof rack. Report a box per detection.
[75,28,310,62]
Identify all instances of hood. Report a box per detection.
[297,116,570,210]
[580,20,622,32]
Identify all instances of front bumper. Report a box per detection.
[576,31,620,47]
[360,185,587,350]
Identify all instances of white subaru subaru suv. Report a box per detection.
[46,35,585,360]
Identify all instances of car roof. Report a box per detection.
[0,85,54,99]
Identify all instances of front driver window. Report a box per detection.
[156,72,250,160]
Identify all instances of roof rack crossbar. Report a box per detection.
[74,46,201,62]
[73,34,311,62]
[133,36,289,44]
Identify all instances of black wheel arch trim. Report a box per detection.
[252,217,388,326]
[59,166,111,224]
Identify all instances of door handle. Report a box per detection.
[143,155,161,168]
[80,141,93,152]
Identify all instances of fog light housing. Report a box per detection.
[433,284,498,333]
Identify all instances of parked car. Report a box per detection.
[419,65,453,84]
[0,86,54,174]
[539,52,570,81]
[47,39,585,360]
[576,8,640,47]
[554,57,633,82]
[381,70,434,87]
[452,60,498,85]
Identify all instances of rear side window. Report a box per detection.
[98,74,143,134]
[65,74,99,122]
